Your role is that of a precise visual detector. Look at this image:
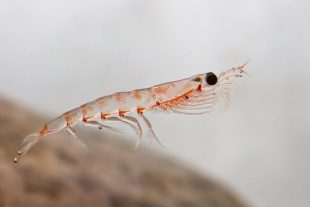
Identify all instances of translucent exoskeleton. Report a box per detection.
[14,62,248,163]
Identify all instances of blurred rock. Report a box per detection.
[0,96,247,207]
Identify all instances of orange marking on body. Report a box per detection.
[137,107,146,114]
[64,111,79,126]
[197,84,202,91]
[114,92,124,102]
[64,117,70,126]
[147,88,153,94]
[132,90,142,100]
[101,113,110,119]
[84,115,96,122]
[64,112,72,126]
[153,89,195,111]
[192,77,202,82]
[154,86,168,94]
[119,110,130,117]
[154,84,176,94]
[147,88,156,102]
[39,124,48,136]
[96,98,107,108]
[80,104,94,118]
[154,87,164,94]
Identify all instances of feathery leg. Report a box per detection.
[138,112,164,148]
[83,120,103,129]
[67,127,88,150]
[82,120,122,133]
[121,116,143,149]
[105,116,143,149]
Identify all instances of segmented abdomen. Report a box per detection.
[60,77,196,127]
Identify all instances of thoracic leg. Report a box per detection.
[82,120,121,133]
[82,120,103,129]
[67,127,87,150]
[105,116,143,149]
[138,112,164,148]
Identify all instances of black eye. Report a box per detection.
[205,72,217,85]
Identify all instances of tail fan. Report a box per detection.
[14,133,41,163]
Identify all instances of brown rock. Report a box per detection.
[0,96,247,207]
